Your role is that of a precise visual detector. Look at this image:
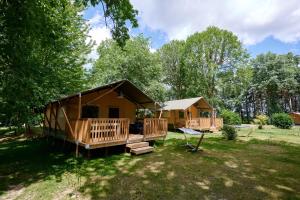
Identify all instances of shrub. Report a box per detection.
[271,113,293,129]
[253,114,269,129]
[222,125,237,140]
[220,109,242,125]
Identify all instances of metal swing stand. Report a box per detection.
[178,128,205,152]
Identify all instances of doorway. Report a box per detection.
[109,107,119,118]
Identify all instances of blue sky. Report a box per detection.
[83,0,300,59]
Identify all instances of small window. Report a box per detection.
[81,105,99,118]
[179,111,184,119]
[198,109,210,117]
[162,111,170,118]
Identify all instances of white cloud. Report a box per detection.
[150,47,157,53]
[88,26,111,46]
[85,12,112,66]
[131,0,300,45]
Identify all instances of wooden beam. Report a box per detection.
[50,105,62,131]
[49,103,52,133]
[58,101,74,136]
[42,108,47,136]
[44,109,51,128]
[86,82,124,104]
[54,104,58,133]
[75,93,81,157]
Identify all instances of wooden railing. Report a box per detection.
[186,118,211,130]
[215,118,223,128]
[143,118,168,140]
[76,118,129,144]
[186,117,223,130]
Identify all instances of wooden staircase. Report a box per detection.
[127,134,153,155]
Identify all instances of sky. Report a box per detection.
[83,0,300,63]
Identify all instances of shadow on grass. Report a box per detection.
[1,135,300,199]
[0,137,78,195]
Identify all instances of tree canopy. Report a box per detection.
[0,0,138,130]
[89,36,166,101]
[0,0,299,130]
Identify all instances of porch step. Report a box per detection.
[126,142,149,149]
[131,146,154,155]
[127,134,144,143]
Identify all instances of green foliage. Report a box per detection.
[183,26,247,105]
[159,40,187,99]
[222,125,237,140]
[220,109,242,125]
[271,113,293,129]
[90,36,166,102]
[78,0,138,47]
[251,52,299,115]
[0,0,92,129]
[253,114,269,126]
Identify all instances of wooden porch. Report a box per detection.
[185,117,223,131]
[58,118,168,149]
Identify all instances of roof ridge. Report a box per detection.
[165,97,202,102]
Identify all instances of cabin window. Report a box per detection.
[162,111,170,118]
[198,109,210,117]
[109,107,120,118]
[81,105,99,118]
[179,111,184,119]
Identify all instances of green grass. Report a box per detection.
[0,126,300,199]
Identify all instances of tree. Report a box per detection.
[184,26,247,106]
[79,0,138,47]
[0,0,92,131]
[90,35,166,101]
[218,64,253,121]
[0,0,139,132]
[250,52,300,115]
[159,40,187,99]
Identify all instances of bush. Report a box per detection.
[222,125,237,140]
[220,109,242,125]
[253,114,269,129]
[271,113,293,129]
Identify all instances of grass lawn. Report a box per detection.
[0,126,300,200]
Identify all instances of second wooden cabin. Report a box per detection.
[290,112,300,125]
[160,97,223,131]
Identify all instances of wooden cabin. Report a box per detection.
[160,97,223,131]
[43,80,168,156]
[290,112,300,125]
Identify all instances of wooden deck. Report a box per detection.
[46,118,168,149]
[186,118,223,131]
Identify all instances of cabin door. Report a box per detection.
[109,107,119,118]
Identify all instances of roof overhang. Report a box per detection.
[49,80,158,109]
[160,97,213,111]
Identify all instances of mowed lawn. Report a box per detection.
[0,126,300,200]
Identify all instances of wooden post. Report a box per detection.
[210,108,217,132]
[49,103,52,134]
[75,93,81,158]
[159,110,162,119]
[54,103,58,135]
[42,108,46,137]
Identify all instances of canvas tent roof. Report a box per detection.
[160,97,212,111]
[50,80,158,109]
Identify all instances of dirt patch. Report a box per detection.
[0,135,25,143]
[0,184,25,200]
